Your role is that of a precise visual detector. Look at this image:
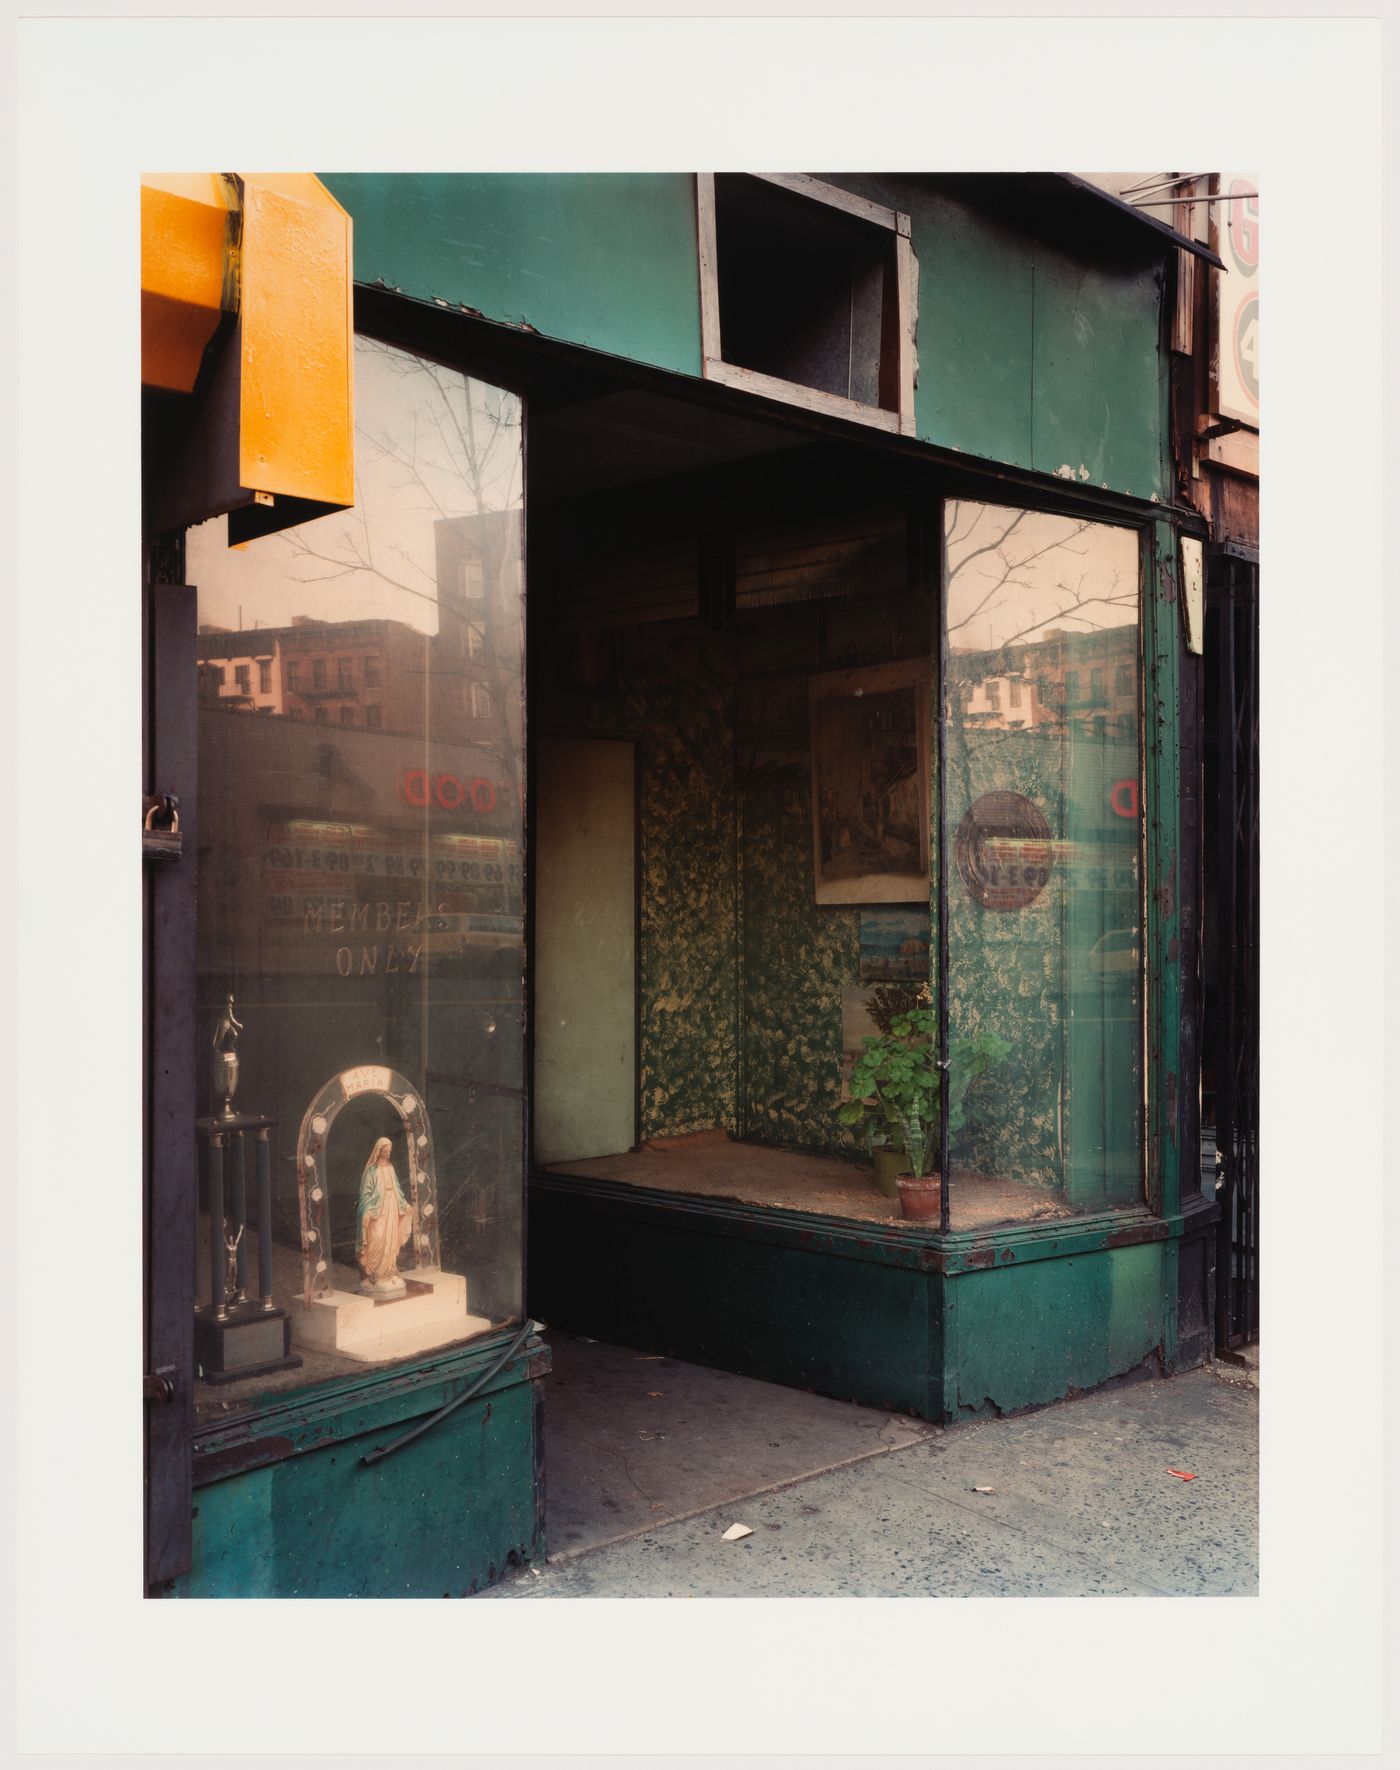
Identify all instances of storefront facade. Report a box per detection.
[143,171,1224,1598]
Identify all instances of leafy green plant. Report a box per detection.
[837,1005,1011,1178]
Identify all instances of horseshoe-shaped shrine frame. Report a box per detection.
[295,1066,440,1306]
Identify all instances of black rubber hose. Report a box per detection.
[360,1317,544,1467]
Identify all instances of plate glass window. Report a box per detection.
[943,501,1144,1228]
[185,336,525,1416]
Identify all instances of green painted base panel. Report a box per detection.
[533,1189,939,1418]
[530,1177,1171,1425]
[168,1340,547,1599]
[947,1242,1163,1419]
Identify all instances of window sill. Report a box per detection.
[531,1167,1187,1276]
[702,356,913,437]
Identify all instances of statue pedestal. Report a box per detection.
[297,1268,488,1364]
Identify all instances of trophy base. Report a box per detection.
[195,1301,303,1385]
[298,1267,487,1364]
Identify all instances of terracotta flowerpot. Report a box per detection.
[872,1146,906,1199]
[895,1173,940,1221]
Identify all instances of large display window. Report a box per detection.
[529,474,1146,1234]
[184,336,525,1418]
[942,501,1145,1227]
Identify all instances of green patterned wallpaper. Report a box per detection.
[546,599,933,1159]
[738,770,863,1156]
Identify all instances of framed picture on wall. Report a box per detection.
[809,658,931,904]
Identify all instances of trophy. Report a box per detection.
[212,993,243,1119]
[194,994,302,1384]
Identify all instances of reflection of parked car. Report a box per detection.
[421,912,523,974]
[1088,928,1139,978]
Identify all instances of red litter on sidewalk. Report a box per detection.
[1166,1468,1197,1481]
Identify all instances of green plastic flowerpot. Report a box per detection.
[872,1147,906,1199]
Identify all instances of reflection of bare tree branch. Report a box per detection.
[278,351,523,647]
[942,509,1029,580]
[284,519,444,617]
[945,509,1126,650]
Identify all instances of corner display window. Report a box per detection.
[186,337,525,1417]
[943,501,1145,1228]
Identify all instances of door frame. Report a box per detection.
[143,553,199,1591]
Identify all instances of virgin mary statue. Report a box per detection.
[356,1136,414,1295]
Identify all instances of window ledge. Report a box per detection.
[190,1322,549,1486]
[702,357,910,436]
[532,1168,1187,1276]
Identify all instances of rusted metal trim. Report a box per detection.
[195,1435,296,1486]
[940,1210,1181,1274]
[190,1328,550,1485]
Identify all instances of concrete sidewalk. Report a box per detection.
[485,1352,1257,1599]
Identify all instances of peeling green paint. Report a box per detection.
[322,173,704,378]
[169,1340,547,1598]
[952,1241,1163,1416]
[824,175,1169,500]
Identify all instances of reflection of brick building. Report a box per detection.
[953,625,1140,743]
[196,511,521,751]
[195,634,285,715]
[198,617,420,732]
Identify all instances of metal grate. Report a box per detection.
[1208,550,1259,1349]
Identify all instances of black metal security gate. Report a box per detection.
[1203,546,1259,1349]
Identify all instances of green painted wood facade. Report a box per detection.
[326,172,1169,501]
[169,1331,548,1599]
[822,174,1169,499]
[320,173,704,379]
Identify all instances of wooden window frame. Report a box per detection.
[696,173,918,438]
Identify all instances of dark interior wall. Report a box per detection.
[535,466,934,1161]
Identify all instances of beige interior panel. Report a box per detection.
[533,734,637,1164]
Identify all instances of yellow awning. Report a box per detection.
[142,172,354,539]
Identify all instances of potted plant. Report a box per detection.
[838,1000,1010,1219]
[848,985,928,1199]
